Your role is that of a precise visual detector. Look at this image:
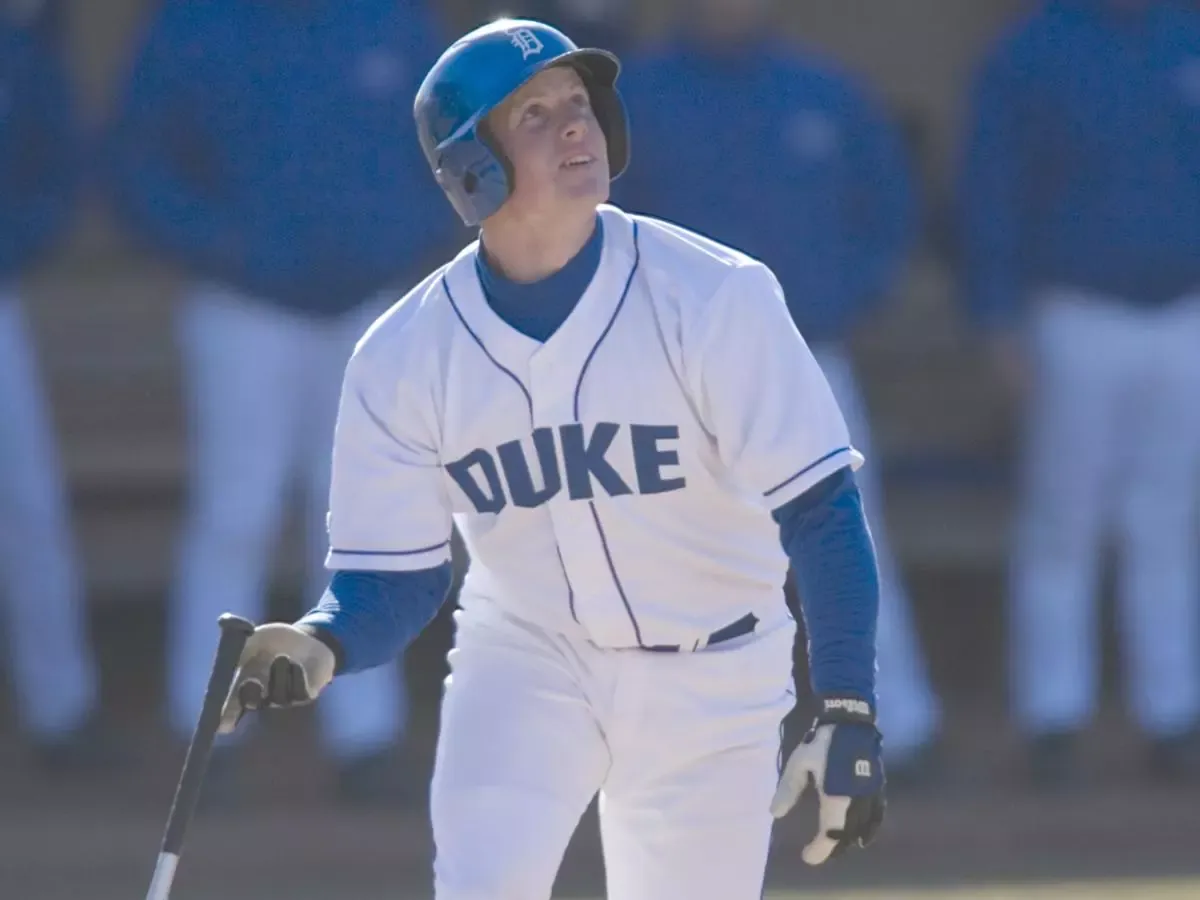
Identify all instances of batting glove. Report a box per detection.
[217,623,337,734]
[770,694,886,865]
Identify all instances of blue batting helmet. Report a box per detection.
[414,18,630,226]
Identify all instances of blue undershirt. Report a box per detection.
[475,215,606,341]
[773,465,879,703]
[299,216,878,705]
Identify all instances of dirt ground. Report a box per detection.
[5,780,1199,900]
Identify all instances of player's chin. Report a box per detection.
[556,166,609,203]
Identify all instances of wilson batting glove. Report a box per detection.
[770,694,886,865]
[217,623,337,734]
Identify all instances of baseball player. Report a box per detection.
[960,0,1200,786]
[218,18,886,899]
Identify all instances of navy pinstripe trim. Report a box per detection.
[573,221,641,420]
[442,275,534,423]
[763,446,853,499]
[555,545,580,625]
[330,539,451,556]
[576,222,646,646]
[587,501,645,647]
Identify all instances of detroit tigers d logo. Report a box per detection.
[446,423,687,514]
[508,27,545,60]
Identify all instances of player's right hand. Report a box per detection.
[217,623,337,734]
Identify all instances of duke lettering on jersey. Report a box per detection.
[446,422,686,514]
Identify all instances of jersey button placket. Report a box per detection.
[530,357,600,641]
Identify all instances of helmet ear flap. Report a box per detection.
[476,119,516,190]
[434,136,511,226]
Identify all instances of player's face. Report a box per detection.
[487,66,610,218]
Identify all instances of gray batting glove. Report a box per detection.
[217,623,337,734]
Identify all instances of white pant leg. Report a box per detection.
[1010,293,1130,734]
[431,604,610,900]
[1114,296,1200,737]
[0,289,96,737]
[167,285,308,740]
[599,621,796,900]
[298,300,404,759]
[812,344,940,755]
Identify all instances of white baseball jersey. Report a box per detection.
[325,203,862,649]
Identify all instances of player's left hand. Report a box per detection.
[770,694,885,865]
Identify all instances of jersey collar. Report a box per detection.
[441,204,640,383]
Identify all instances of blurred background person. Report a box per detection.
[958,0,1200,788]
[104,0,465,807]
[473,0,637,53]
[0,0,121,774]
[616,0,944,787]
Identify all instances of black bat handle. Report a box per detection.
[145,613,256,900]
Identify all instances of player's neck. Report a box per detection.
[479,205,600,284]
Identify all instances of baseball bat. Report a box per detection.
[144,613,256,900]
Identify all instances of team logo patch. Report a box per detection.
[855,760,872,778]
[509,27,545,60]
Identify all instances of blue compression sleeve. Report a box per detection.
[297,565,454,674]
[772,466,879,705]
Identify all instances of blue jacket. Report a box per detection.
[615,40,917,344]
[0,23,81,281]
[105,0,464,314]
[958,0,1200,329]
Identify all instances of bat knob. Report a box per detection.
[218,613,257,636]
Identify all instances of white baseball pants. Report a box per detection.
[167,283,404,758]
[0,287,97,738]
[430,600,797,900]
[812,344,942,757]
[1011,289,1200,738]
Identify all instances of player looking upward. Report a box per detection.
[217,18,887,899]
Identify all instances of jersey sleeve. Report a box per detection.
[324,338,453,572]
[695,263,864,509]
